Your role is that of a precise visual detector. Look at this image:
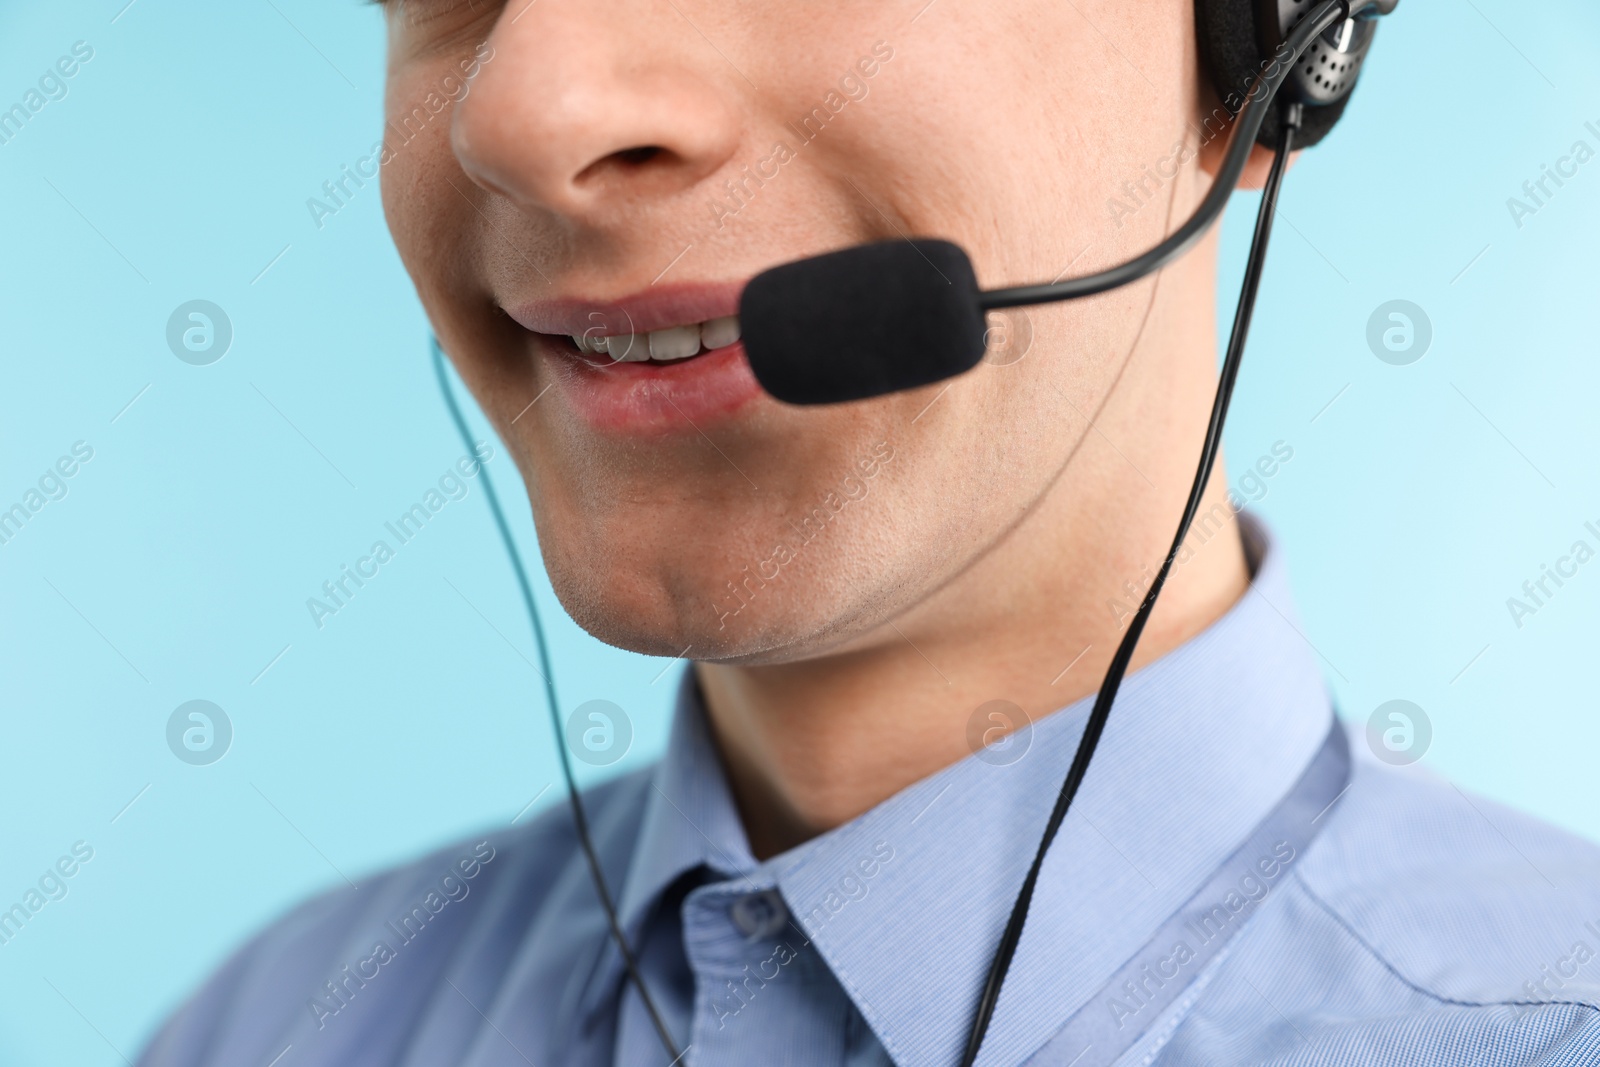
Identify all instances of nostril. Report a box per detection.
[575,144,671,187]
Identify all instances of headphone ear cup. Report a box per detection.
[1194,0,1366,148]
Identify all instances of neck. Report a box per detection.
[697,231,1251,862]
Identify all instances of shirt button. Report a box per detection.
[729,890,788,940]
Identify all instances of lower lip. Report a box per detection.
[539,336,765,433]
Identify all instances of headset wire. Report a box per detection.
[430,340,686,1063]
[956,99,1304,1067]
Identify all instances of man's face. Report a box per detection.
[382,0,1203,663]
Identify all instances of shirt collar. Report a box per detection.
[611,515,1333,1066]
[615,678,759,932]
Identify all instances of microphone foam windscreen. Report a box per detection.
[739,239,988,405]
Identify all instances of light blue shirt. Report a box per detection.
[138,520,1600,1066]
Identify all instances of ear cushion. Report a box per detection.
[1195,0,1350,147]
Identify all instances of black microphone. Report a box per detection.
[738,238,988,405]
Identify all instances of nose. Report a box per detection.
[453,2,744,224]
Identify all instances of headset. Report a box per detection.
[430,1,1399,1062]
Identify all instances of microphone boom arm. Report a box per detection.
[976,0,1351,312]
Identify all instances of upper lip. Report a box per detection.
[505,280,746,338]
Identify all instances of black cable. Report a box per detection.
[976,0,1345,312]
[430,340,685,1064]
[956,101,1304,1067]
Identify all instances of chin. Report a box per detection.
[546,551,875,667]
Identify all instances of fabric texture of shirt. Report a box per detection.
[137,518,1600,1066]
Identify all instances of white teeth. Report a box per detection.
[649,324,701,361]
[603,334,651,362]
[579,314,741,362]
[700,316,740,350]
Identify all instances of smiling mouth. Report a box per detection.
[564,314,742,365]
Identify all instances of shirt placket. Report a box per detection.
[682,880,851,1067]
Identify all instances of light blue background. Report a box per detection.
[1,1,1596,1064]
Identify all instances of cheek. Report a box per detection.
[380,78,476,299]
[380,151,444,272]
[851,7,1194,296]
